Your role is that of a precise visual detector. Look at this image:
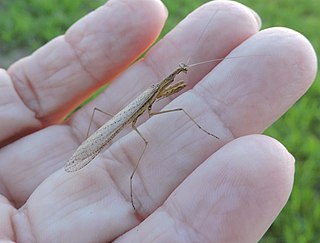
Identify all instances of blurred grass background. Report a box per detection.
[0,0,318,242]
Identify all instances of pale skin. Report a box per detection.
[0,0,317,242]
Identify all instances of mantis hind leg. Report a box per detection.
[130,118,148,210]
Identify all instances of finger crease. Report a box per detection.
[64,36,99,85]
[163,205,211,243]
[9,70,41,120]
[192,88,236,139]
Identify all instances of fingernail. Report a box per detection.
[249,8,262,29]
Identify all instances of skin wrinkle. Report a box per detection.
[143,56,166,86]
[14,206,36,243]
[11,165,41,193]
[228,91,273,134]
[162,30,183,60]
[189,88,235,140]
[6,205,16,242]
[69,116,95,147]
[66,3,124,81]
[118,0,136,13]
[147,36,183,80]
[11,39,90,124]
[151,26,199,73]
[56,193,89,221]
[202,189,240,241]
[9,68,39,122]
[63,35,99,86]
[74,183,109,211]
[185,10,222,65]
[197,64,278,136]
[76,28,120,81]
[0,180,7,199]
[0,71,9,89]
[189,164,249,235]
[38,179,104,229]
[10,212,19,242]
[0,175,13,205]
[11,150,61,199]
[164,203,211,243]
[0,95,13,108]
[193,63,228,103]
[257,92,274,122]
[21,53,66,119]
[105,166,129,208]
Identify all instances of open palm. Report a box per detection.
[0,0,317,242]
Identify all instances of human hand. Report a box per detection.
[0,0,317,242]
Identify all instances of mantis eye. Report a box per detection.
[178,62,188,72]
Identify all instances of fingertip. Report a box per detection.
[231,134,295,195]
[257,27,317,92]
[248,8,262,28]
[160,134,295,242]
[148,0,168,19]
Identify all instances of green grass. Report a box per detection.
[0,0,105,54]
[0,0,319,242]
[233,1,320,242]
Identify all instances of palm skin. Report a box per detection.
[0,0,317,242]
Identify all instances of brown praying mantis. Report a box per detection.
[64,60,221,209]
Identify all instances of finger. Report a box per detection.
[195,27,317,137]
[0,0,259,206]
[115,135,295,243]
[4,0,167,137]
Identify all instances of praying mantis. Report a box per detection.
[64,60,220,209]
